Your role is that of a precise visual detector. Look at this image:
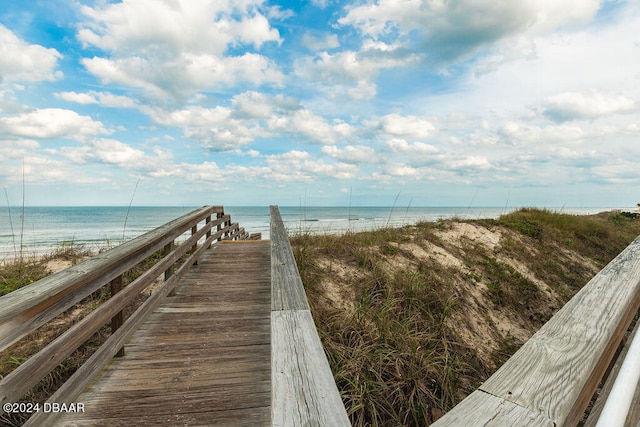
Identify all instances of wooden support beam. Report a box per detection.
[110,275,124,357]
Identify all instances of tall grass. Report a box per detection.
[292,227,486,425]
[291,208,640,425]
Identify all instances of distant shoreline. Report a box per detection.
[0,206,631,261]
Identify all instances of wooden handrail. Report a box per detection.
[270,205,350,426]
[0,205,250,417]
[433,236,640,426]
[0,206,221,351]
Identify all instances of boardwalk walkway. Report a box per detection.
[55,240,271,426]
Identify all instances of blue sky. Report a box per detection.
[0,0,639,207]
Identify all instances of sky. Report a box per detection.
[0,0,639,207]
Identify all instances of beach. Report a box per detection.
[0,205,624,260]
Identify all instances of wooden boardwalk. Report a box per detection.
[55,240,272,426]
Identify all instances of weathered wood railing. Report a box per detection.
[0,205,249,424]
[270,205,350,426]
[433,236,640,426]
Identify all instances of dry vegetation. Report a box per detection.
[2,208,640,426]
[290,208,640,426]
[0,244,167,427]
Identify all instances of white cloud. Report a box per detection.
[0,24,62,83]
[147,105,261,150]
[0,139,40,165]
[55,91,138,108]
[268,109,353,144]
[0,145,109,185]
[295,40,419,100]
[142,91,352,151]
[530,0,602,32]
[266,5,295,20]
[67,139,148,168]
[396,4,640,129]
[348,81,377,100]
[499,121,585,144]
[298,43,418,83]
[78,0,280,55]
[301,33,340,51]
[592,159,640,184]
[448,155,492,171]
[385,162,421,177]
[311,0,331,8]
[322,145,377,163]
[386,138,438,154]
[83,53,284,101]
[19,156,83,183]
[338,0,603,63]
[543,89,636,122]
[374,114,437,140]
[231,91,299,119]
[265,150,358,181]
[0,108,109,141]
[184,52,284,87]
[77,0,283,100]
[180,161,226,183]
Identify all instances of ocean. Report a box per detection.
[0,205,621,260]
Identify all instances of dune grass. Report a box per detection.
[2,208,639,426]
[291,226,486,425]
[290,208,640,426]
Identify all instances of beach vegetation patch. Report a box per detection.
[291,208,640,425]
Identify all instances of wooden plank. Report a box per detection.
[270,205,310,311]
[0,206,223,352]
[26,233,220,426]
[271,310,350,427]
[44,240,271,427]
[0,220,217,407]
[437,236,640,426]
[56,406,268,427]
[269,205,349,426]
[432,390,554,426]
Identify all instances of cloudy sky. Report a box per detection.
[0,0,638,207]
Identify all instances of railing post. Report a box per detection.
[224,217,231,240]
[110,275,124,357]
[164,241,176,297]
[206,215,212,248]
[191,224,198,265]
[217,211,223,241]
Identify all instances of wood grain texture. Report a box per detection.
[1,218,219,407]
[271,310,350,427]
[47,241,271,427]
[25,234,217,426]
[269,205,349,427]
[10,206,347,426]
[431,390,554,426]
[435,236,640,426]
[0,206,224,352]
[270,206,309,311]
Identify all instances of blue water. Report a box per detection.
[0,205,621,259]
